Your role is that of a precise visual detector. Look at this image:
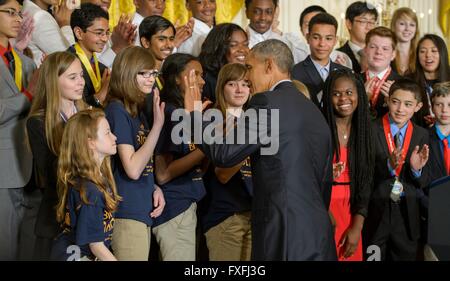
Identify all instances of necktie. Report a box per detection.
[395,132,402,149]
[4,50,14,76]
[443,138,450,175]
[321,67,328,81]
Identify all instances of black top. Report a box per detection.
[202,158,253,233]
[26,115,59,239]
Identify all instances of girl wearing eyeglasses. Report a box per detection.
[104,46,166,261]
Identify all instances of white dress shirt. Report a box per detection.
[178,18,212,56]
[247,26,284,49]
[348,40,363,64]
[368,67,391,80]
[132,12,144,46]
[23,0,75,67]
[283,32,353,69]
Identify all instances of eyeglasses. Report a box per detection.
[0,9,23,19]
[138,70,160,78]
[354,19,376,27]
[85,29,111,37]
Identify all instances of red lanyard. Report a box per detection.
[382,114,414,176]
[366,68,392,108]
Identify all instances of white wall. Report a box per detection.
[234,0,444,42]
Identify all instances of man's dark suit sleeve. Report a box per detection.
[195,93,270,168]
[321,138,333,209]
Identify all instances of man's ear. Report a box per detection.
[414,102,423,113]
[133,0,140,10]
[265,57,274,73]
[141,37,151,48]
[73,27,84,41]
[345,19,352,32]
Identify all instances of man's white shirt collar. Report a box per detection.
[368,67,390,79]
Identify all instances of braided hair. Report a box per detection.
[322,68,374,215]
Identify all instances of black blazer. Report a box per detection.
[67,46,106,107]
[26,116,59,239]
[197,81,336,260]
[421,126,448,188]
[291,56,349,108]
[365,118,428,242]
[361,70,402,119]
[337,41,361,74]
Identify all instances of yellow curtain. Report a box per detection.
[108,0,135,29]
[108,0,244,28]
[440,0,450,61]
[439,0,450,35]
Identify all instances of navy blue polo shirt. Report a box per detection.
[202,157,253,233]
[105,101,155,226]
[52,180,114,260]
[153,103,206,227]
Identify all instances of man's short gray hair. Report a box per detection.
[251,39,294,74]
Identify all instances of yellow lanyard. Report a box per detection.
[156,77,163,90]
[74,43,101,92]
[10,49,22,91]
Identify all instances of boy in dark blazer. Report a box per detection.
[364,79,429,261]
[337,1,378,74]
[361,27,402,119]
[292,12,349,108]
[424,82,450,184]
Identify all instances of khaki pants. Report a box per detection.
[205,212,252,261]
[111,218,151,261]
[152,203,197,261]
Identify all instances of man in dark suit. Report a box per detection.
[184,39,336,261]
[337,1,378,74]
[292,13,349,108]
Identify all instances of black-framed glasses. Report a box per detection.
[0,9,23,19]
[85,29,111,37]
[138,70,160,78]
[353,19,376,27]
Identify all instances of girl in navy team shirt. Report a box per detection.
[53,109,121,261]
[202,63,253,261]
[153,53,208,261]
[104,46,166,261]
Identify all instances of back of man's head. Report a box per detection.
[252,39,293,74]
